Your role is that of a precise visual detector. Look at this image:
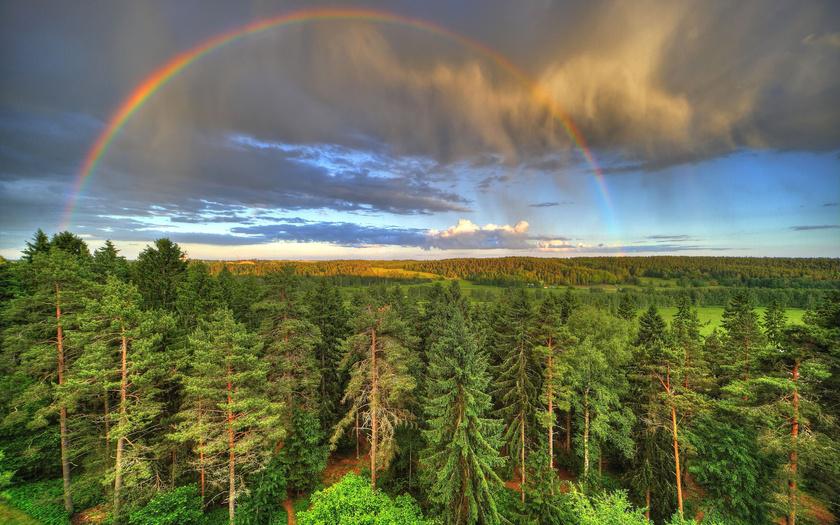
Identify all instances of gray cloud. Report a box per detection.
[791,224,840,231]
[528,201,572,208]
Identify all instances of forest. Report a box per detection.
[1,230,838,525]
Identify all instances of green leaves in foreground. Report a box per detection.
[298,473,432,525]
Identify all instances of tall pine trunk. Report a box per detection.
[520,414,526,503]
[198,401,205,501]
[113,325,128,518]
[645,488,651,522]
[227,367,236,525]
[583,390,590,478]
[789,359,800,525]
[547,342,554,470]
[355,412,360,460]
[667,365,684,519]
[55,284,73,513]
[370,328,378,489]
[671,404,683,518]
[104,391,110,460]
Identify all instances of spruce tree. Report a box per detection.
[763,298,786,349]
[171,309,284,524]
[491,289,538,502]
[617,294,637,321]
[91,240,130,282]
[331,303,417,488]
[133,239,187,311]
[21,228,50,262]
[304,278,350,431]
[721,291,764,384]
[421,310,504,525]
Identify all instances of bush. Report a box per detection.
[127,485,203,525]
[298,473,432,525]
[237,456,288,525]
[2,479,70,525]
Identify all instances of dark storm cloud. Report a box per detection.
[232,221,428,247]
[2,0,839,249]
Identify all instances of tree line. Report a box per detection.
[1,230,838,525]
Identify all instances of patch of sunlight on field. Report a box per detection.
[658,307,805,335]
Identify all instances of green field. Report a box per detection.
[658,306,805,335]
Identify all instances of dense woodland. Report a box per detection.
[1,230,839,525]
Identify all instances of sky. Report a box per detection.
[1,0,838,259]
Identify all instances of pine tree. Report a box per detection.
[491,289,538,502]
[171,309,284,524]
[534,295,574,470]
[4,248,92,512]
[723,325,831,525]
[634,305,706,519]
[421,310,504,525]
[331,303,417,488]
[560,307,634,480]
[72,276,172,519]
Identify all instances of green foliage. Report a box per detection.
[331,303,418,476]
[1,480,70,525]
[421,310,504,525]
[298,473,432,525]
[281,409,328,494]
[237,456,288,525]
[687,414,779,525]
[127,485,204,525]
[133,239,187,311]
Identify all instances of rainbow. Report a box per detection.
[63,7,612,230]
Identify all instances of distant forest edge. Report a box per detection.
[202,256,840,309]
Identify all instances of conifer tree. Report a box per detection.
[21,228,50,262]
[723,325,831,525]
[534,295,574,470]
[491,289,538,502]
[172,309,284,524]
[763,298,787,349]
[721,291,764,384]
[421,310,504,525]
[91,240,130,282]
[72,276,172,519]
[133,239,187,311]
[331,303,417,488]
[305,278,350,431]
[617,294,637,321]
[559,307,634,480]
[4,247,92,512]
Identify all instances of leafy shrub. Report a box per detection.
[2,479,70,525]
[127,485,203,525]
[298,472,432,525]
